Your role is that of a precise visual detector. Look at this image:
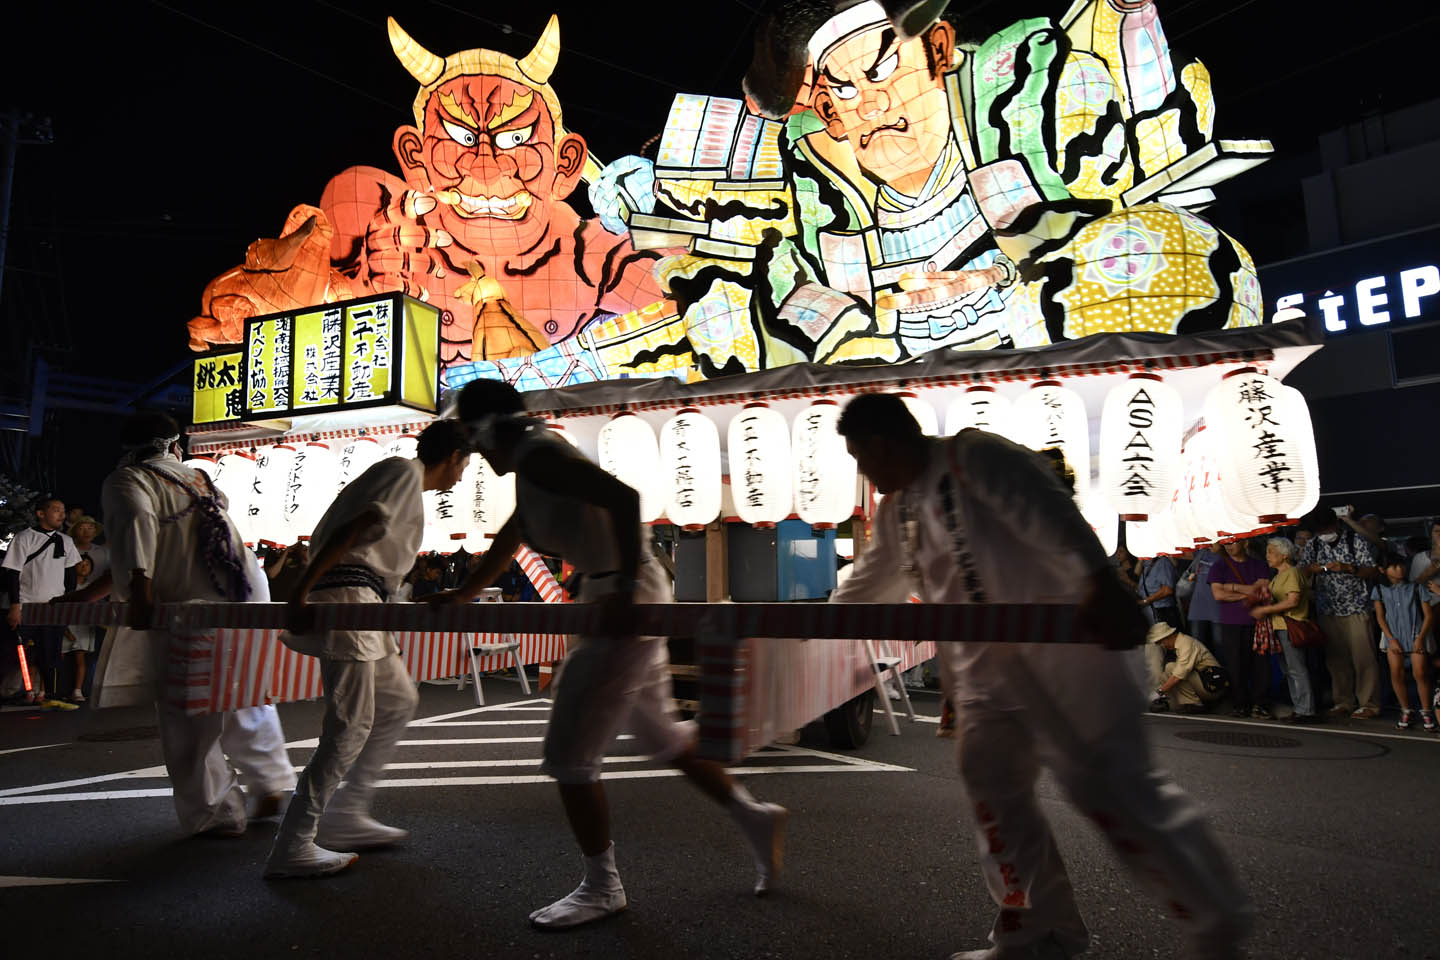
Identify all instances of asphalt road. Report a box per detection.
[3,682,1438,959]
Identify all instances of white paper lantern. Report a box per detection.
[897,392,939,436]
[1167,476,1205,548]
[945,386,1014,439]
[1014,381,1091,500]
[1099,374,1182,522]
[1184,426,1255,542]
[598,412,663,523]
[792,399,857,528]
[422,484,462,554]
[1204,369,1313,525]
[660,408,721,529]
[1278,385,1320,521]
[461,452,516,537]
[1125,518,1164,559]
[283,443,338,542]
[184,456,218,479]
[727,403,792,528]
[382,434,418,460]
[213,452,257,545]
[544,421,580,447]
[337,436,384,491]
[251,444,296,545]
[1079,493,1119,557]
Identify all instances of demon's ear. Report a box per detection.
[552,131,588,199]
[812,89,848,142]
[394,126,428,191]
[925,20,956,79]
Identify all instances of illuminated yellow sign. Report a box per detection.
[192,351,244,424]
[220,293,438,424]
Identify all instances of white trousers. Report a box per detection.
[944,643,1252,954]
[273,653,419,846]
[156,704,295,835]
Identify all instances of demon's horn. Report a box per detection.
[517,15,560,84]
[387,16,445,86]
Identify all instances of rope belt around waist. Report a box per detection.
[313,564,389,603]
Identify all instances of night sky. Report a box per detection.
[3,0,1437,508]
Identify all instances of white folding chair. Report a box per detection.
[867,639,916,736]
[463,636,531,706]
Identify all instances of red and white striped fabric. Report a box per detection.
[515,544,566,603]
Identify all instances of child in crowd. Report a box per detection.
[1372,554,1436,731]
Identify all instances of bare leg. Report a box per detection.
[558,782,611,857]
[71,651,86,695]
[673,748,737,805]
[1412,654,1433,713]
[1388,651,1411,710]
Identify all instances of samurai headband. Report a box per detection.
[807,0,890,69]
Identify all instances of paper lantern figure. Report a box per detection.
[592,0,1269,379]
[1099,373,1181,521]
[728,403,793,528]
[337,436,384,491]
[184,457,218,479]
[283,442,338,541]
[213,452,257,546]
[659,409,722,530]
[793,399,857,529]
[252,444,297,545]
[945,387,1013,440]
[1204,369,1313,525]
[598,413,663,523]
[1014,381,1091,501]
[897,392,938,437]
[188,15,679,395]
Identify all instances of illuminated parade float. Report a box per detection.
[171,1,1321,751]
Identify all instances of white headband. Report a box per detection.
[808,1,890,69]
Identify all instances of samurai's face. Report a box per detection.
[811,20,956,194]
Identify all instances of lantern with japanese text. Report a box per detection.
[184,457,218,479]
[213,452,257,545]
[897,392,938,436]
[463,451,515,537]
[1205,369,1313,525]
[337,435,384,491]
[1184,426,1254,542]
[598,412,663,523]
[945,386,1014,439]
[382,434,418,460]
[1014,381,1091,500]
[1278,385,1320,520]
[727,403,792,528]
[659,409,721,530]
[422,483,462,554]
[1099,374,1182,521]
[792,399,857,529]
[283,442,338,541]
[251,444,296,545]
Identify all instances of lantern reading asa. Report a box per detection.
[1099,374,1181,521]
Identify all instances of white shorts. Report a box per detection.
[540,558,694,783]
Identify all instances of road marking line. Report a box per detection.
[1145,712,1440,745]
[0,743,68,756]
[0,875,120,886]
[0,766,170,798]
[375,763,912,789]
[396,735,635,746]
[408,699,550,725]
[413,720,548,727]
[0,789,174,805]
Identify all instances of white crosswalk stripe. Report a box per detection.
[0,697,913,807]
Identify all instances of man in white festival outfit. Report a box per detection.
[266,419,470,878]
[438,379,786,929]
[831,393,1252,960]
[100,413,295,836]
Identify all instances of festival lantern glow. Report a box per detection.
[252,444,297,545]
[897,392,938,436]
[944,386,1014,439]
[659,409,721,530]
[382,434,419,460]
[184,457,218,480]
[1278,385,1320,520]
[792,399,857,529]
[461,451,516,538]
[337,436,384,491]
[1079,493,1119,557]
[598,412,663,523]
[1204,369,1313,525]
[1099,373,1182,521]
[1184,426,1254,542]
[1014,381,1091,501]
[727,402,792,528]
[544,421,580,447]
[283,442,338,542]
[213,452,257,546]
[422,483,462,554]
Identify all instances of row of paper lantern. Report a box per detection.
[188,369,1316,554]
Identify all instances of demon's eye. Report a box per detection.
[867,52,899,83]
[495,125,534,150]
[442,119,478,148]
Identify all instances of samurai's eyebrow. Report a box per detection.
[865,28,898,78]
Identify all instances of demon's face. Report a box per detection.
[394,73,586,255]
[811,20,955,196]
